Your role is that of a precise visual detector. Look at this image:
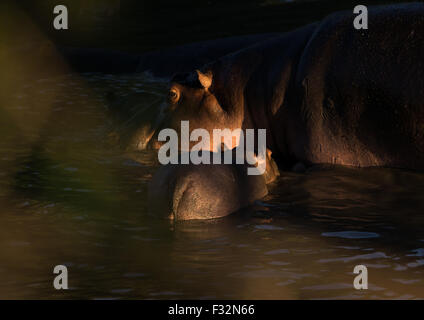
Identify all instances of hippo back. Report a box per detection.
[291,3,424,168]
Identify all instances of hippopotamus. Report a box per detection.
[115,4,424,220]
[148,149,279,220]
[149,3,424,167]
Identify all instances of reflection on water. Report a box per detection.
[0,73,423,299]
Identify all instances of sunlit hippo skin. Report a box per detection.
[148,150,279,220]
[149,4,424,171]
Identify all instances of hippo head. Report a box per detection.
[107,68,246,153]
[148,69,245,151]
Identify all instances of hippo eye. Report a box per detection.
[168,88,180,103]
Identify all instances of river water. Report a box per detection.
[0,72,423,299]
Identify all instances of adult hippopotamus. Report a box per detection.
[117,4,424,220]
[148,3,424,171]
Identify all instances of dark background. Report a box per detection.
[10,0,421,53]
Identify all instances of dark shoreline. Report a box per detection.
[2,0,416,77]
[16,0,417,53]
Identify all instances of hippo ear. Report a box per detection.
[196,70,213,90]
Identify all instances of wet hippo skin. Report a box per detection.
[148,150,279,220]
[148,162,268,220]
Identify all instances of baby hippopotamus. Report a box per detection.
[148,149,279,220]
